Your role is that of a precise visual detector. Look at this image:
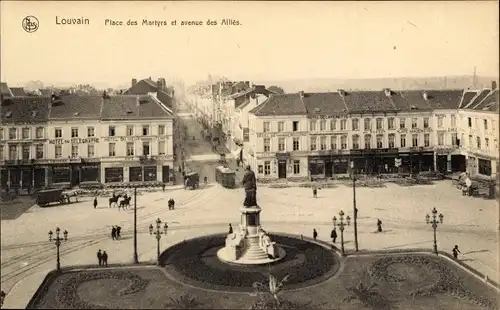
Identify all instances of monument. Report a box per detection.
[217,166,286,264]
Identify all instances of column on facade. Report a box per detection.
[446,154,452,173]
[433,152,437,172]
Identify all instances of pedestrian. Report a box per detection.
[116,226,121,240]
[354,207,358,218]
[452,245,461,259]
[313,228,318,240]
[97,249,102,266]
[102,251,108,266]
[111,226,116,240]
[228,223,233,234]
[377,219,383,233]
[331,228,337,243]
[204,176,208,184]
[162,183,166,192]
[93,197,98,209]
[312,186,317,198]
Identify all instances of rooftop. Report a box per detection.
[1,96,51,123]
[9,87,27,97]
[100,95,173,120]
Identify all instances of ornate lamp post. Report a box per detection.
[48,227,68,271]
[133,185,139,264]
[149,218,168,265]
[332,210,351,256]
[425,207,444,255]
[350,161,359,252]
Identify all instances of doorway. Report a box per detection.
[71,166,80,187]
[278,160,287,179]
[436,155,448,173]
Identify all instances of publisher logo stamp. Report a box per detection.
[22,16,39,33]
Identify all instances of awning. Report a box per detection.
[232,147,242,159]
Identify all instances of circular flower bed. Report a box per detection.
[160,234,339,292]
[369,255,495,309]
[54,271,150,309]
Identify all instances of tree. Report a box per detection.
[268,86,285,95]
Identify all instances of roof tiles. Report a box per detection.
[1,96,51,123]
[100,95,172,120]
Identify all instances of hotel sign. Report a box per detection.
[103,136,170,142]
[49,138,100,144]
[350,148,399,156]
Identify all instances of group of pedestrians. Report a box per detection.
[96,249,109,266]
[111,225,122,240]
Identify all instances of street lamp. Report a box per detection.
[149,217,168,265]
[350,161,359,252]
[332,210,351,256]
[133,186,139,264]
[425,207,444,255]
[48,227,68,271]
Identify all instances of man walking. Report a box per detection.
[330,228,337,243]
[97,249,102,266]
[313,228,318,240]
[102,251,108,266]
[111,226,116,240]
[93,197,98,209]
[452,245,461,259]
[228,223,233,234]
[116,226,121,240]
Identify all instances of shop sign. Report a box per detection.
[397,128,408,134]
[310,115,347,120]
[409,128,423,133]
[447,128,457,133]
[103,136,169,142]
[275,152,290,160]
[49,138,100,144]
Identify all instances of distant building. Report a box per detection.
[124,77,174,110]
[9,87,27,97]
[0,83,13,99]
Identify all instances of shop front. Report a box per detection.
[349,148,399,175]
[102,156,173,184]
[308,151,350,178]
[2,159,45,189]
[276,152,291,179]
[399,147,435,174]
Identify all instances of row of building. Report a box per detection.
[187,81,499,181]
[0,78,176,188]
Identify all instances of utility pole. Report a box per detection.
[133,186,139,264]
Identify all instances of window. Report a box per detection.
[87,145,95,157]
[485,138,489,149]
[22,145,30,159]
[293,160,300,174]
[158,141,166,155]
[388,134,395,148]
[484,119,488,130]
[399,118,406,129]
[388,118,395,130]
[71,144,79,158]
[278,122,284,132]
[331,136,337,149]
[352,135,360,149]
[340,119,347,130]
[71,128,79,138]
[478,159,492,176]
[411,118,418,129]
[340,135,347,149]
[263,122,270,132]
[127,142,135,156]
[55,145,62,158]
[9,145,17,160]
[468,135,473,147]
[142,125,149,136]
[0,127,3,140]
[22,128,30,139]
[310,137,317,151]
[310,120,317,131]
[364,135,371,149]
[87,127,95,137]
[9,128,17,139]
[468,117,472,127]
[320,120,326,131]
[352,119,359,131]
[424,134,430,147]
[264,138,271,152]
[109,143,116,156]
[476,137,481,149]
[320,136,327,150]
[126,126,134,136]
[451,133,458,146]
[438,133,444,145]
[423,118,429,128]
[264,161,271,175]
[400,134,406,147]
[475,118,479,128]
[364,118,371,131]
[293,137,300,151]
[142,142,150,156]
[278,138,285,151]
[376,135,383,148]
[292,121,299,132]
[412,134,418,147]
[437,116,444,128]
[158,125,165,135]
[451,115,456,127]
[0,146,3,160]
[331,119,337,130]
[108,126,115,136]
[36,145,44,159]
[376,118,383,130]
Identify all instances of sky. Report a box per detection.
[1,1,498,88]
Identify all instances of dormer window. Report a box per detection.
[5,111,12,118]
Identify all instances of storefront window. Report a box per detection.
[129,167,143,182]
[105,167,123,183]
[478,159,492,176]
[144,166,157,181]
[52,166,70,183]
[81,166,99,182]
[309,160,325,175]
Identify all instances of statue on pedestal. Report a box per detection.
[242,165,257,207]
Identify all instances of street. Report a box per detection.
[1,179,499,308]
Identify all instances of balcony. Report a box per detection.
[139,155,156,164]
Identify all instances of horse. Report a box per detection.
[118,196,131,210]
[109,194,122,208]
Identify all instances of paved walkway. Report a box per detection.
[1,180,498,308]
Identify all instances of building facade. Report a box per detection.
[247,88,498,181]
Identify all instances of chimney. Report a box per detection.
[299,91,304,98]
[383,88,392,97]
[157,79,163,90]
[245,81,250,88]
[423,91,428,100]
[132,78,137,87]
[491,81,497,91]
[337,89,345,97]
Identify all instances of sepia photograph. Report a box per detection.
[0,1,499,309]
